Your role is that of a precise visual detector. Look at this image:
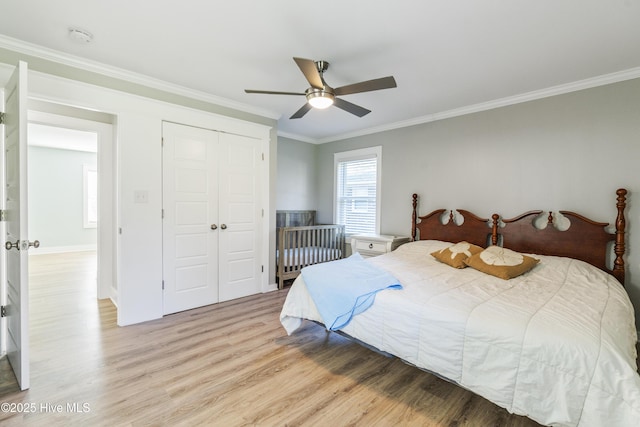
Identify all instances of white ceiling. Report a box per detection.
[28,123,97,153]
[1,0,640,143]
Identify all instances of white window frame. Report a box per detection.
[333,146,382,236]
[83,164,98,229]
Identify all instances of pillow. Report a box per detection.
[464,246,539,279]
[431,241,484,268]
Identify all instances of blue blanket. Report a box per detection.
[301,253,402,331]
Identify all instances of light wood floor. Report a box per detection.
[0,252,634,426]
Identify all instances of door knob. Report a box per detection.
[5,240,40,251]
[5,240,19,250]
[211,224,218,230]
[220,224,227,230]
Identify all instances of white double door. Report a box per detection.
[162,122,263,314]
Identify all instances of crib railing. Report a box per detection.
[276,224,345,289]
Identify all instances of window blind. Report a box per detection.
[335,157,377,234]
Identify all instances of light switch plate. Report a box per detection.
[134,190,149,203]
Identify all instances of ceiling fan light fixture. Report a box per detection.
[245,57,396,119]
[306,90,335,109]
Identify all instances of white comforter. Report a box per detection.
[280,240,640,427]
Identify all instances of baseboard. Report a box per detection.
[265,282,278,292]
[30,244,97,255]
[108,296,118,308]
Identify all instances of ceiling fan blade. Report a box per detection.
[334,76,397,96]
[333,97,371,117]
[293,57,324,89]
[245,89,305,96]
[290,103,313,119]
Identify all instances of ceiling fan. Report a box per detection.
[245,57,397,119]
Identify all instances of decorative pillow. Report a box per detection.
[464,246,539,279]
[431,241,484,268]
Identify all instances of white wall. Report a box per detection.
[311,78,640,330]
[0,65,275,326]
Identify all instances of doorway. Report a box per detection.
[27,104,117,303]
[0,102,116,391]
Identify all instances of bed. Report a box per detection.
[276,210,345,289]
[280,189,640,426]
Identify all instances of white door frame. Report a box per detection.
[27,110,117,302]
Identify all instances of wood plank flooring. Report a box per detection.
[0,252,635,426]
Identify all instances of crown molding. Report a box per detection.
[0,34,281,120]
[275,130,317,144]
[315,66,640,144]
[3,34,639,144]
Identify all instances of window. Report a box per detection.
[334,146,381,235]
[83,164,98,228]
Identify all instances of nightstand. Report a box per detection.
[351,234,410,258]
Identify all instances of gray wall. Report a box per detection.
[28,146,98,250]
[280,77,640,329]
[276,137,317,210]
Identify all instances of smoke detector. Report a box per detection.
[68,27,93,44]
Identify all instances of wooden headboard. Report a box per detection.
[410,205,492,248]
[411,189,628,284]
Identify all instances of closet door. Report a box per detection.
[162,122,219,314]
[218,133,263,301]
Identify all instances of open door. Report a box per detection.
[1,61,30,390]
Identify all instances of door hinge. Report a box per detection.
[162,280,165,290]
[1,306,6,318]
[161,209,164,219]
[0,209,6,222]
[0,112,5,125]
[261,265,264,273]
[261,152,264,161]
